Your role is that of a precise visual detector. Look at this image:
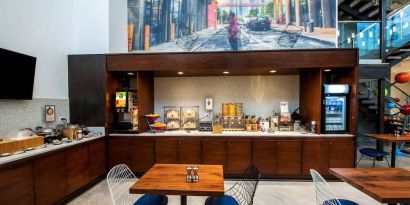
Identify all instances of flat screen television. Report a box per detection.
[0,48,36,99]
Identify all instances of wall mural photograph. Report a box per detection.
[128,0,337,52]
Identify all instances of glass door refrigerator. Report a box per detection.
[322,84,349,133]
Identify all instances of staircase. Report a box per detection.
[339,0,409,21]
[359,79,410,134]
[339,0,380,20]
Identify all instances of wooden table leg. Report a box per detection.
[181,195,187,205]
[391,142,397,168]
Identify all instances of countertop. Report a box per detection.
[0,135,105,166]
[109,131,354,137]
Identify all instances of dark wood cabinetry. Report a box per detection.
[108,136,354,178]
[253,140,276,175]
[66,145,90,193]
[0,139,106,205]
[276,140,302,176]
[303,140,330,175]
[178,139,202,164]
[34,151,67,205]
[226,140,252,174]
[132,138,155,172]
[0,163,35,205]
[155,139,178,164]
[108,137,132,168]
[329,139,355,168]
[202,140,227,169]
[89,139,107,180]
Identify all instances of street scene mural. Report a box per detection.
[128,0,337,52]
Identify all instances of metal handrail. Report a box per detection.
[383,78,410,98]
[387,2,410,18]
[338,22,380,47]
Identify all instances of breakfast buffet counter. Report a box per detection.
[109,131,354,138]
[0,135,105,167]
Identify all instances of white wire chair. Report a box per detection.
[310,169,344,205]
[107,164,140,205]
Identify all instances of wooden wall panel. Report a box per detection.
[137,72,154,133]
[0,163,35,205]
[34,151,67,205]
[68,55,106,126]
[132,138,155,172]
[108,138,132,169]
[226,140,252,174]
[107,49,358,73]
[202,140,226,169]
[253,141,276,175]
[276,140,302,176]
[178,139,202,164]
[155,139,178,164]
[89,139,107,179]
[302,140,329,175]
[66,145,90,193]
[300,69,323,133]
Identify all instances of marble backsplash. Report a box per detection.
[0,98,69,136]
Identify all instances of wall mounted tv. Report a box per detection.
[0,48,36,100]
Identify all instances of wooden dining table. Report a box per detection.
[330,168,410,205]
[365,134,410,167]
[130,164,225,205]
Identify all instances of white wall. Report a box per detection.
[0,0,113,99]
[0,0,116,133]
[72,0,110,54]
[109,0,128,53]
[0,0,75,99]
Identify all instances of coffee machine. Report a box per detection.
[114,88,138,131]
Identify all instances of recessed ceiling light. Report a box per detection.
[269,70,277,73]
[127,72,134,76]
[324,69,331,72]
[177,71,184,75]
[223,71,230,74]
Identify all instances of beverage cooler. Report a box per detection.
[322,84,349,133]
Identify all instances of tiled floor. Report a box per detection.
[68,140,410,205]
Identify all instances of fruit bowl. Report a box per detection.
[145,114,160,124]
[151,122,166,132]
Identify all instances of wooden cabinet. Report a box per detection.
[303,140,329,175]
[155,139,178,164]
[0,163,35,205]
[178,139,202,164]
[202,140,226,169]
[89,139,107,180]
[66,144,90,193]
[329,138,355,168]
[108,137,132,169]
[276,140,302,176]
[34,151,67,205]
[253,140,276,175]
[132,138,155,172]
[226,140,252,174]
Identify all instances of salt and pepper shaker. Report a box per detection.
[395,130,400,138]
[186,166,199,183]
[192,166,199,182]
[186,167,193,182]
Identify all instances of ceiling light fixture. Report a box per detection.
[177,71,184,75]
[223,71,230,74]
[269,70,277,73]
[324,69,332,72]
[127,72,134,76]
